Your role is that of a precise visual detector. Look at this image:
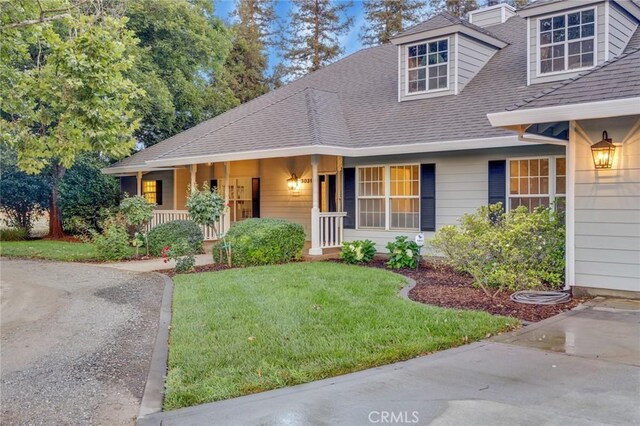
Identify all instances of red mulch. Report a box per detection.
[40,235,85,243]
[366,259,588,323]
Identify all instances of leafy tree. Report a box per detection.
[59,154,121,234]
[125,0,237,146]
[360,0,427,46]
[430,0,478,17]
[0,144,50,234]
[1,3,142,238]
[222,0,277,104]
[280,0,354,79]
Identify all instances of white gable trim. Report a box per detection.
[487,97,640,128]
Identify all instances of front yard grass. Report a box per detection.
[165,262,519,410]
[0,240,120,261]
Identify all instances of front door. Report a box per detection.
[319,174,336,213]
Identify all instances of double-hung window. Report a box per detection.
[508,157,566,212]
[407,38,448,93]
[357,165,420,230]
[539,8,595,74]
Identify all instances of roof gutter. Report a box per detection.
[487,97,640,128]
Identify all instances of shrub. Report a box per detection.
[119,195,154,233]
[60,154,121,234]
[386,236,421,269]
[0,227,29,241]
[431,203,565,296]
[213,218,305,267]
[147,220,203,256]
[340,240,377,264]
[162,239,196,273]
[93,222,130,261]
[186,183,230,263]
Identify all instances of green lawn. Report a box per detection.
[166,262,518,410]
[1,240,105,261]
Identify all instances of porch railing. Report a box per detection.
[146,210,223,241]
[319,212,347,249]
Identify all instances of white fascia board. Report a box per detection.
[487,98,640,128]
[517,0,601,18]
[391,25,507,49]
[101,166,177,175]
[144,135,531,168]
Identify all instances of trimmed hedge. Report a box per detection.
[147,220,203,256]
[214,218,305,267]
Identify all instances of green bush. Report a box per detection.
[213,218,305,267]
[0,227,29,241]
[93,223,130,261]
[120,195,155,233]
[147,220,203,256]
[431,203,565,296]
[163,239,196,273]
[340,240,376,264]
[386,236,421,269]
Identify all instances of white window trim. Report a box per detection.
[356,164,421,231]
[506,155,566,211]
[219,176,254,222]
[404,37,450,97]
[536,6,597,78]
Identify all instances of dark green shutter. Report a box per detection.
[343,168,356,229]
[420,164,436,231]
[210,179,218,191]
[155,180,163,206]
[488,160,507,207]
[328,174,337,212]
[252,178,260,218]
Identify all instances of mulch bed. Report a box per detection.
[160,263,230,278]
[365,259,588,323]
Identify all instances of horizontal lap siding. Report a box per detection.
[457,35,497,93]
[608,3,638,58]
[344,144,564,252]
[143,170,174,211]
[574,118,640,293]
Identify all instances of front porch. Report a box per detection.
[123,154,347,255]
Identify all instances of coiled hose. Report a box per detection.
[510,290,571,305]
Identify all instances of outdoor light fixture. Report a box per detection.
[287,174,300,191]
[591,131,616,169]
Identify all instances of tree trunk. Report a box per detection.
[48,163,66,239]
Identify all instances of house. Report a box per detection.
[105,0,640,298]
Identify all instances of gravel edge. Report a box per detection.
[137,273,174,420]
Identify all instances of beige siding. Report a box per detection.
[573,116,640,293]
[608,2,638,58]
[457,35,497,93]
[469,6,516,28]
[529,3,606,85]
[399,35,455,101]
[343,144,565,253]
[175,168,190,210]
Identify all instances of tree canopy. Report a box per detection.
[360,0,427,46]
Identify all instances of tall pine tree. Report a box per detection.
[280,0,354,79]
[360,0,427,46]
[430,0,479,17]
[224,0,276,104]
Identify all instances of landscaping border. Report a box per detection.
[137,272,173,420]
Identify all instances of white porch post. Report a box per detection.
[136,171,142,196]
[189,164,197,192]
[309,154,323,255]
[565,121,577,290]
[223,162,231,233]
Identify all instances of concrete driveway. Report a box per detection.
[0,259,164,425]
[140,297,640,426]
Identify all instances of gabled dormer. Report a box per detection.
[391,10,508,102]
[520,0,640,85]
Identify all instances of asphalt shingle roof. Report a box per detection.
[111,11,640,169]
[509,47,640,111]
[391,11,505,42]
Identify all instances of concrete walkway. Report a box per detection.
[139,297,640,425]
[99,254,213,272]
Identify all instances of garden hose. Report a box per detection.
[510,290,571,305]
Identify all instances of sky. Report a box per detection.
[213,0,367,71]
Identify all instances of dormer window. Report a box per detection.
[539,8,595,74]
[407,38,448,94]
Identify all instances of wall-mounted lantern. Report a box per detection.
[287,173,300,191]
[591,131,616,169]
